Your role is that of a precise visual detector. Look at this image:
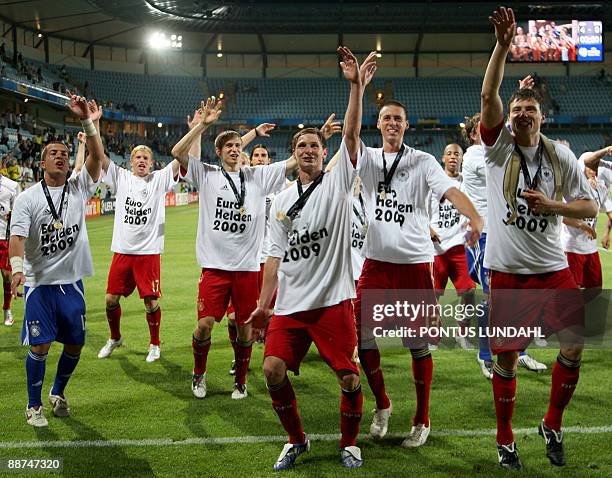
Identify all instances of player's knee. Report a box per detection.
[144,296,159,313]
[497,350,519,369]
[30,343,51,355]
[105,294,120,309]
[227,313,236,323]
[64,344,83,356]
[196,317,214,337]
[236,324,251,341]
[263,357,286,385]
[559,345,583,362]
[338,372,360,391]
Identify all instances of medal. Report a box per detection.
[379,191,386,200]
[53,220,64,230]
[239,206,247,216]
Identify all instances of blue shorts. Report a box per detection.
[22,281,87,346]
[465,233,490,294]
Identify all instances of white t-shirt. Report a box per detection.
[11,169,99,287]
[461,144,488,233]
[358,142,456,264]
[483,125,592,274]
[562,178,611,254]
[104,161,177,255]
[269,139,356,315]
[350,193,367,281]
[184,156,287,271]
[430,175,467,255]
[0,176,21,241]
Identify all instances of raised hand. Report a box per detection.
[320,113,342,140]
[87,99,103,122]
[255,123,276,138]
[187,103,204,130]
[338,46,360,84]
[66,92,90,120]
[77,131,86,143]
[518,74,534,90]
[359,51,378,87]
[489,7,516,49]
[201,96,223,126]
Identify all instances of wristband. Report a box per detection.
[10,256,24,275]
[81,118,98,137]
[255,127,261,137]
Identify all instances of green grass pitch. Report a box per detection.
[0,204,610,477]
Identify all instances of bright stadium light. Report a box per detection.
[376,50,382,58]
[298,123,304,129]
[217,51,223,58]
[459,122,466,128]
[149,32,183,49]
[157,122,163,128]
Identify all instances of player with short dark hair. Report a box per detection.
[247,46,377,471]
[10,94,105,427]
[480,8,597,469]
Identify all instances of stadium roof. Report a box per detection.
[0,0,609,50]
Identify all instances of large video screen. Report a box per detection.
[508,20,603,62]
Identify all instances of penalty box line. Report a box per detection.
[1,425,611,449]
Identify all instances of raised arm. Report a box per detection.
[241,123,276,149]
[481,7,516,130]
[73,132,86,175]
[67,94,105,182]
[171,97,222,168]
[580,146,612,171]
[87,99,110,171]
[339,47,377,164]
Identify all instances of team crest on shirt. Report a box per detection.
[140,189,148,199]
[541,167,554,183]
[395,168,409,183]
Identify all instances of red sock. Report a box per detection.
[269,379,305,444]
[234,339,252,385]
[340,386,363,448]
[544,357,580,431]
[358,348,391,409]
[192,336,211,375]
[228,323,237,354]
[146,307,161,346]
[106,305,122,341]
[412,353,433,426]
[492,369,516,445]
[3,281,11,310]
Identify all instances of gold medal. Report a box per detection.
[276,211,287,221]
[379,191,386,200]
[53,220,64,230]
[239,206,247,216]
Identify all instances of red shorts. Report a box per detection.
[198,268,259,325]
[434,245,476,295]
[566,252,602,289]
[354,259,438,348]
[489,268,584,354]
[0,240,10,271]
[264,300,359,375]
[225,263,275,318]
[106,253,161,298]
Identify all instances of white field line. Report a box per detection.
[1,425,611,449]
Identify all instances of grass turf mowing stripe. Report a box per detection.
[1,425,610,449]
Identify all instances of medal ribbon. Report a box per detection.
[221,168,246,208]
[381,144,405,190]
[353,193,367,226]
[514,141,544,190]
[287,171,325,220]
[40,177,68,226]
